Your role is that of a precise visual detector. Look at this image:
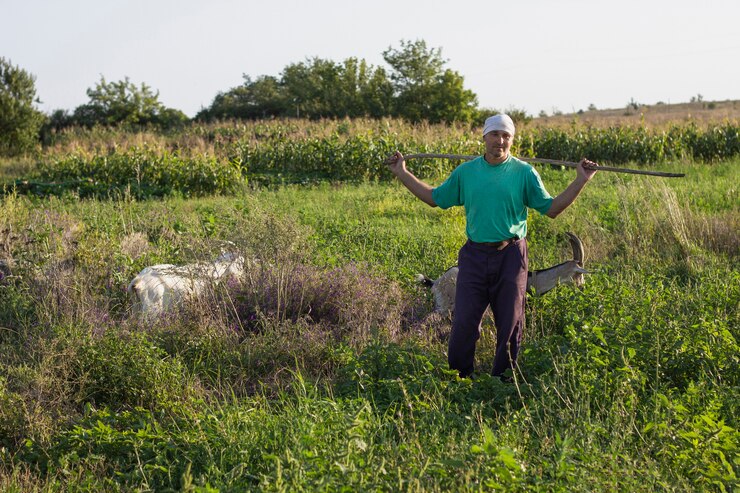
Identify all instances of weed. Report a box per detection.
[0,127,737,490]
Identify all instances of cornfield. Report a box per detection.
[10,119,740,195]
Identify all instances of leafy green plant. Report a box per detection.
[71,330,197,410]
[0,129,737,490]
[29,148,245,198]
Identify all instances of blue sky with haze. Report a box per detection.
[3,0,739,117]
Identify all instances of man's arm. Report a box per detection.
[386,151,437,207]
[546,159,599,218]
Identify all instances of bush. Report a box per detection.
[231,259,409,341]
[0,58,45,156]
[72,330,196,410]
[70,76,189,130]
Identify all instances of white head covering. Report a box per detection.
[482,114,515,136]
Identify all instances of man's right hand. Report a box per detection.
[386,150,406,177]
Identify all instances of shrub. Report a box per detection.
[0,58,45,156]
[232,259,409,341]
[71,330,196,410]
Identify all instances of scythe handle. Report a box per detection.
[397,153,685,178]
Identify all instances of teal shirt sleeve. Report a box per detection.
[431,167,463,210]
[524,167,554,215]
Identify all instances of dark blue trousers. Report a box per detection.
[448,239,528,378]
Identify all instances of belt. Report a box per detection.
[471,237,518,250]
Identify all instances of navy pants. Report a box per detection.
[448,239,528,378]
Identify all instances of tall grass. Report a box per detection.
[0,139,737,489]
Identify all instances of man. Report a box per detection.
[386,114,599,381]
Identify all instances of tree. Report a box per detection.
[199,57,394,121]
[335,58,377,118]
[281,57,346,118]
[359,65,394,118]
[383,39,445,93]
[279,57,395,119]
[153,107,188,129]
[71,76,185,128]
[426,69,477,123]
[626,98,640,111]
[196,39,478,122]
[382,40,477,123]
[246,76,287,117]
[39,108,73,145]
[504,108,532,127]
[0,57,45,156]
[196,75,287,121]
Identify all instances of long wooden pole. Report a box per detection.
[399,153,685,178]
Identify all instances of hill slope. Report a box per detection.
[529,99,740,128]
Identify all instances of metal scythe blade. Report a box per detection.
[393,153,685,178]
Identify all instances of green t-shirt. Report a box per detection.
[431,155,553,242]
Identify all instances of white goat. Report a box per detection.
[417,232,589,314]
[128,252,245,317]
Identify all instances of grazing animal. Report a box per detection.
[128,252,245,317]
[417,232,588,314]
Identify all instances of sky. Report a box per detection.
[3,0,740,118]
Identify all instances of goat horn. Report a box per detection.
[565,232,585,266]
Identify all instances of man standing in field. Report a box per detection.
[386,114,599,381]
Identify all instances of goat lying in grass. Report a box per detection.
[417,232,589,314]
[128,252,245,317]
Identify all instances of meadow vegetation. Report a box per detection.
[0,119,737,491]
[6,116,739,195]
[533,99,740,129]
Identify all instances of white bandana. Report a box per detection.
[482,114,515,136]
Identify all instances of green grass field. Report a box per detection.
[0,123,738,491]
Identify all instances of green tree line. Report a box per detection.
[1,40,481,156]
[196,40,477,123]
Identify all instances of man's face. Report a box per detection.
[483,130,513,163]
